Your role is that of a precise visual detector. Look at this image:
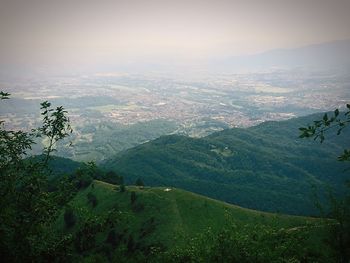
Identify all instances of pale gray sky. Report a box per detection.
[1,0,349,67]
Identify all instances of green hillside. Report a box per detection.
[28,155,83,175]
[54,119,178,162]
[104,113,350,215]
[54,180,329,262]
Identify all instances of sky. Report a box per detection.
[0,0,350,70]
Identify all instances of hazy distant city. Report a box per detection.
[1,39,350,161]
[2,68,349,132]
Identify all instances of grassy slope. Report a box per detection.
[56,180,325,254]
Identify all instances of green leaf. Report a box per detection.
[0,91,10,99]
[334,109,339,117]
[323,113,328,122]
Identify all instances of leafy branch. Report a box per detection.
[0,92,35,169]
[299,104,350,162]
[0,91,10,100]
[37,101,73,165]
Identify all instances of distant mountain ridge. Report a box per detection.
[214,39,350,72]
[104,112,350,216]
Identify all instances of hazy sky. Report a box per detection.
[1,0,350,68]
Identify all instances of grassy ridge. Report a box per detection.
[53,180,331,261]
[57,180,321,246]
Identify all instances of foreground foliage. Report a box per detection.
[0,92,73,261]
[161,224,327,263]
[300,104,350,263]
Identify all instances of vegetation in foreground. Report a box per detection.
[51,180,333,262]
[0,91,349,262]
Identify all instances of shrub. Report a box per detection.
[87,192,98,207]
[130,191,137,204]
[64,207,76,228]
[135,178,144,187]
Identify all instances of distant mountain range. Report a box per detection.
[104,112,350,216]
[2,39,349,77]
[213,39,350,72]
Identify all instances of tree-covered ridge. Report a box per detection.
[55,119,178,162]
[104,113,350,216]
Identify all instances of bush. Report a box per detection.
[106,229,120,247]
[105,171,124,185]
[127,235,135,253]
[130,191,137,204]
[74,216,103,253]
[87,192,98,207]
[64,207,76,228]
[160,224,323,262]
[73,169,93,189]
[135,178,144,187]
[132,203,145,213]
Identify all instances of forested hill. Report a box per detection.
[104,112,350,216]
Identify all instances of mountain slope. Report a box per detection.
[104,113,350,215]
[55,180,327,261]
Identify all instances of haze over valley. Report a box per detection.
[1,40,350,162]
[1,0,350,262]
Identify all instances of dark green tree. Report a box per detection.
[64,207,77,228]
[87,192,98,208]
[135,178,144,187]
[130,191,137,204]
[74,216,104,253]
[106,229,118,247]
[0,91,73,261]
[73,166,93,189]
[105,170,124,185]
[127,235,135,253]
